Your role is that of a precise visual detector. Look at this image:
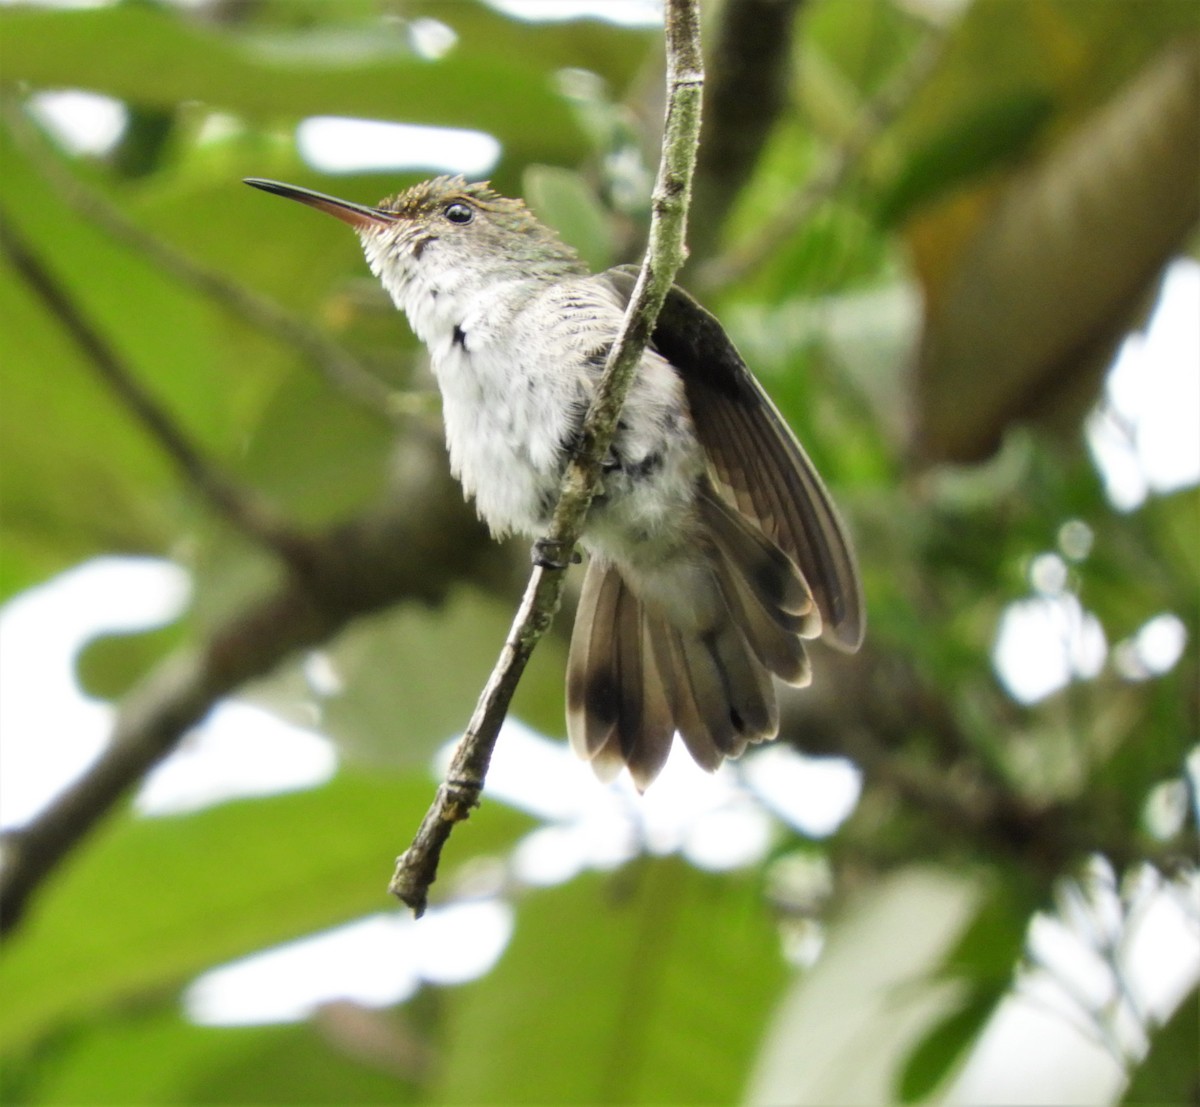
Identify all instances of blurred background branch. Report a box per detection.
[2,97,400,420]
[0,425,494,935]
[696,13,948,291]
[686,0,804,262]
[0,212,310,564]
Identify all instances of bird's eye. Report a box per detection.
[443,202,474,225]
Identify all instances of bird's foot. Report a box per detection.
[532,538,582,570]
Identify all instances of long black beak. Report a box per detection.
[244,178,397,231]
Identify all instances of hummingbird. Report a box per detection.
[246,175,864,790]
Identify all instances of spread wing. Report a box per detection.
[601,268,865,652]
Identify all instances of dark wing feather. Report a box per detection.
[602,268,865,652]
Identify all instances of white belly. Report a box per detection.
[412,273,702,545]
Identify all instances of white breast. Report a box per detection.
[395,269,588,534]
[364,237,700,543]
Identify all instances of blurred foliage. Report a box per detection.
[0,770,532,1055]
[1,0,1197,1104]
[437,861,786,1105]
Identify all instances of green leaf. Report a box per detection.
[0,5,595,167]
[314,587,568,769]
[746,869,983,1106]
[226,363,393,524]
[802,0,927,103]
[939,880,1034,984]
[7,1000,417,1106]
[877,91,1054,226]
[0,124,193,594]
[896,992,998,1102]
[523,165,614,271]
[1121,986,1200,1106]
[76,619,188,701]
[0,770,531,1056]
[435,859,787,1105]
[894,0,1199,151]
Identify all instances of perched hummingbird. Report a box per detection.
[246,175,864,789]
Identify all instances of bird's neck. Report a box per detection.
[364,239,585,355]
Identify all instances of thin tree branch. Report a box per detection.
[388,0,706,916]
[0,433,490,935]
[0,211,313,566]
[2,97,400,420]
[695,26,946,292]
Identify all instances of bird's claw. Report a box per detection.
[532,538,581,570]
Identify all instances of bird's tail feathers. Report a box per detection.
[567,498,815,788]
[567,562,673,789]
